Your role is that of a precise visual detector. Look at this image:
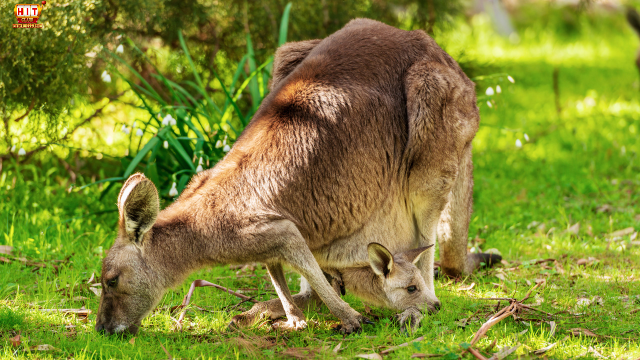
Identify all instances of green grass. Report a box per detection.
[1,8,640,360]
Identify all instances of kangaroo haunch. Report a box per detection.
[95,18,500,336]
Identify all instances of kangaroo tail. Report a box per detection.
[626,6,640,37]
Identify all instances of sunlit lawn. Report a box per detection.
[1,10,640,359]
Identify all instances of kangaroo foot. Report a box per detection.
[441,252,503,278]
[395,306,423,333]
[334,312,374,334]
[227,301,274,330]
[469,252,502,270]
[272,316,308,331]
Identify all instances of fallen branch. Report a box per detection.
[175,279,255,329]
[464,283,544,357]
[468,347,488,360]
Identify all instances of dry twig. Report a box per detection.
[175,279,255,329]
[464,283,544,357]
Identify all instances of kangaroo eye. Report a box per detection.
[407,285,417,293]
[107,277,118,288]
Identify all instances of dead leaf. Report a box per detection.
[0,245,12,255]
[10,333,21,347]
[89,286,102,297]
[554,261,565,275]
[0,256,11,263]
[596,204,613,213]
[570,328,598,337]
[31,344,59,351]
[576,297,592,307]
[333,342,342,354]
[576,257,597,267]
[494,273,506,281]
[549,321,557,338]
[607,227,635,238]
[129,337,136,345]
[567,222,580,236]
[355,354,383,360]
[533,342,556,355]
[635,214,640,221]
[458,283,475,291]
[489,344,520,360]
[86,272,95,284]
[282,347,323,359]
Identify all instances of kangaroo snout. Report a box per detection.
[95,322,139,336]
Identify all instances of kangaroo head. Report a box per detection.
[367,242,435,312]
[95,174,163,335]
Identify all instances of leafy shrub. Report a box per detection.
[89,4,292,198]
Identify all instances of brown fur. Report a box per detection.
[96,18,491,335]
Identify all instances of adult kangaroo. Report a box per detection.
[95,18,496,336]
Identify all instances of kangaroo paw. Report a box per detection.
[395,306,423,333]
[334,313,372,334]
[227,302,272,330]
[272,317,308,331]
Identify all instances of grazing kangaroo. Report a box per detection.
[95,18,499,336]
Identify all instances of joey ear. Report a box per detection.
[401,244,434,265]
[368,242,394,277]
[118,174,159,244]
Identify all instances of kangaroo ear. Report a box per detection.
[368,243,394,277]
[118,174,159,244]
[401,244,434,265]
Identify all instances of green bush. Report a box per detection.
[87,4,292,198]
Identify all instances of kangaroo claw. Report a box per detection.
[363,318,375,325]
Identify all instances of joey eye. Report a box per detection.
[407,285,417,294]
[107,277,118,288]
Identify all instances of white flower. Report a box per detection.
[486,101,493,108]
[215,140,223,148]
[223,144,231,152]
[18,148,26,156]
[485,87,494,96]
[101,70,111,83]
[196,164,203,173]
[163,140,169,149]
[524,133,530,142]
[121,124,130,134]
[162,114,176,127]
[115,44,124,54]
[10,145,16,152]
[515,139,523,148]
[496,85,502,94]
[507,75,515,83]
[169,182,178,197]
[136,128,144,136]
[132,121,137,128]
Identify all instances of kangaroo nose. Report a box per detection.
[95,323,105,333]
[434,301,441,311]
